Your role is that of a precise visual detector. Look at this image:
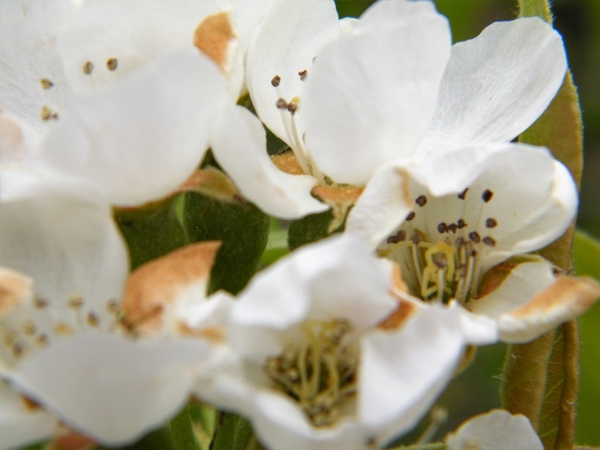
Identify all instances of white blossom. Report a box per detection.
[189,235,496,450]
[446,409,543,450]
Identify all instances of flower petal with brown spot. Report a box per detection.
[122,241,221,335]
[0,267,32,320]
[194,11,237,75]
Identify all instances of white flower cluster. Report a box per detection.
[0,0,598,449]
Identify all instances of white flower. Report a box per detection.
[446,409,543,450]
[1,0,324,219]
[0,188,214,446]
[188,235,496,450]
[348,143,600,343]
[246,0,565,189]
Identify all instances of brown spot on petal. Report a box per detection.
[178,322,226,343]
[378,298,417,331]
[510,276,600,321]
[122,242,221,335]
[50,433,96,450]
[194,11,236,74]
[312,184,364,233]
[270,149,305,175]
[0,267,32,319]
[476,259,520,298]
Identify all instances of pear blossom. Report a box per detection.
[445,409,543,450]
[347,143,600,343]
[183,235,496,450]
[245,0,566,207]
[1,0,325,219]
[0,188,217,446]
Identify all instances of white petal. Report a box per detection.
[0,381,57,450]
[39,50,228,206]
[246,0,340,146]
[229,235,395,361]
[346,162,412,249]
[359,305,466,444]
[57,0,226,95]
[0,189,128,323]
[304,0,451,185]
[446,409,543,450]
[0,0,76,141]
[11,334,209,445]
[210,104,328,219]
[250,390,367,450]
[470,260,600,343]
[421,18,567,153]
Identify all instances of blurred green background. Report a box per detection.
[332,0,600,446]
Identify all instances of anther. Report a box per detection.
[437,222,448,234]
[34,297,48,309]
[287,102,298,114]
[447,223,458,234]
[458,188,468,200]
[40,105,53,121]
[298,69,308,81]
[457,218,467,229]
[411,232,423,245]
[485,218,498,228]
[387,230,406,244]
[482,189,494,203]
[68,294,83,309]
[106,299,121,314]
[482,236,496,247]
[455,237,466,247]
[468,231,481,243]
[21,321,36,336]
[106,58,118,71]
[35,334,49,347]
[40,78,54,89]
[271,75,281,87]
[82,61,94,75]
[276,98,288,109]
[87,312,100,327]
[405,211,416,221]
[12,343,24,358]
[415,195,427,207]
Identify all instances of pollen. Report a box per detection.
[82,61,94,75]
[106,58,118,71]
[39,78,54,89]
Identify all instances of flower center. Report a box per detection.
[263,319,358,427]
[381,188,499,304]
[0,294,123,366]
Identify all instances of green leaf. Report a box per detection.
[169,405,200,450]
[183,192,269,295]
[210,412,261,450]
[288,209,343,251]
[114,196,188,270]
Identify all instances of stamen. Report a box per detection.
[21,321,36,336]
[82,61,94,75]
[387,230,406,244]
[458,188,468,200]
[482,236,496,247]
[485,218,498,228]
[40,105,53,121]
[415,195,427,207]
[437,222,448,234]
[68,294,83,309]
[482,189,494,203]
[287,97,300,115]
[447,223,458,234]
[457,219,467,229]
[87,312,100,327]
[468,231,481,243]
[276,98,288,109]
[106,58,118,71]
[298,69,307,81]
[40,78,54,89]
[271,75,281,87]
[406,212,416,221]
[34,296,48,309]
